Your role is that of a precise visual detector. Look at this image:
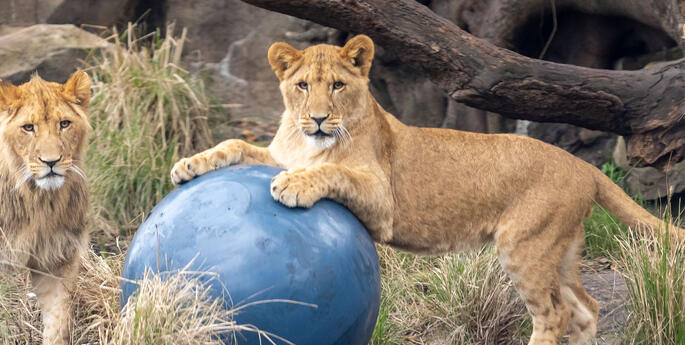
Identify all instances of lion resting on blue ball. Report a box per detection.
[171,35,683,345]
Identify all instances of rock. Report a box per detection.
[0,0,139,29]
[0,24,109,84]
[0,0,64,27]
[527,122,617,167]
[46,0,138,29]
[167,0,338,132]
[442,101,516,133]
[614,137,685,200]
[369,58,446,128]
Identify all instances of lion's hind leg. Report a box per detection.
[559,229,599,345]
[496,218,575,345]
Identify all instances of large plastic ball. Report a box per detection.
[121,165,381,345]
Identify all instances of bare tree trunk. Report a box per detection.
[241,0,685,169]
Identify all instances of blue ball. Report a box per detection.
[121,165,381,345]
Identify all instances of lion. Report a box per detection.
[0,72,91,345]
[170,35,683,345]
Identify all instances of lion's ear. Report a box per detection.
[340,35,375,77]
[0,80,20,111]
[268,42,303,80]
[62,71,91,109]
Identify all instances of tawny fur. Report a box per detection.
[171,36,684,345]
[0,72,91,345]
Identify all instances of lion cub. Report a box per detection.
[0,72,90,345]
[171,36,682,345]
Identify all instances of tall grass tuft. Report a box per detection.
[112,269,258,345]
[371,245,529,345]
[615,218,685,345]
[0,251,123,345]
[86,23,214,235]
[1,251,277,345]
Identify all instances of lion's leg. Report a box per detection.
[270,163,394,242]
[31,257,79,345]
[497,220,573,345]
[559,228,599,345]
[171,139,277,184]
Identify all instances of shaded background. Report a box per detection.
[1,0,683,207]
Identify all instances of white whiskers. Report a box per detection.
[13,165,32,190]
[283,125,305,153]
[69,165,87,181]
[334,124,353,149]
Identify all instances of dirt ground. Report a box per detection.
[580,260,629,345]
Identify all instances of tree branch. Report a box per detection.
[241,0,685,167]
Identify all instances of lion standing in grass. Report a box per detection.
[0,72,91,345]
[171,36,683,345]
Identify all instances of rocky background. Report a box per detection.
[1,0,683,205]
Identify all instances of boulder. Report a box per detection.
[167,0,333,130]
[0,0,138,29]
[0,24,109,84]
[527,122,618,168]
[46,0,138,29]
[614,137,685,200]
[0,0,64,27]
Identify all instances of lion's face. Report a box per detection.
[0,72,91,191]
[268,35,375,150]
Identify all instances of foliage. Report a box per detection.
[86,23,215,236]
[615,219,685,345]
[584,161,639,259]
[370,246,530,344]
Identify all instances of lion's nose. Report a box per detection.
[311,114,329,125]
[39,156,62,168]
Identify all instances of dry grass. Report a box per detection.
[0,250,122,345]
[110,268,284,345]
[0,269,41,345]
[1,251,277,345]
[371,245,530,345]
[86,23,215,237]
[614,219,685,345]
[112,269,232,345]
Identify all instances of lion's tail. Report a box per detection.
[593,169,684,239]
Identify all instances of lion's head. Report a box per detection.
[0,72,91,191]
[268,35,375,150]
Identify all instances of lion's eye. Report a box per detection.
[297,81,308,90]
[22,124,34,132]
[333,81,345,90]
[60,120,71,129]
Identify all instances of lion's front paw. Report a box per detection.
[270,170,326,208]
[171,151,227,185]
[171,155,208,185]
[171,143,244,185]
